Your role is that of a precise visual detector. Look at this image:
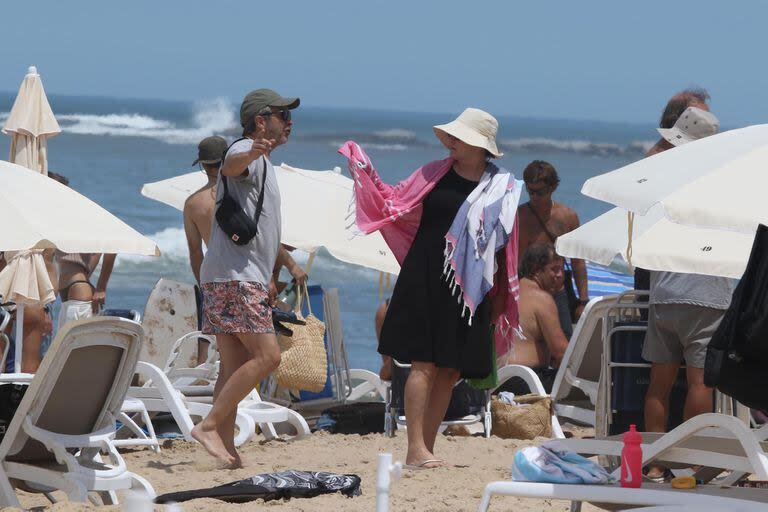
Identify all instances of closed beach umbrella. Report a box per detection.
[557,206,754,279]
[0,251,55,305]
[1,66,61,372]
[582,124,768,234]
[2,66,60,174]
[141,163,400,275]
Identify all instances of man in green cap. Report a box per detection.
[194,89,304,466]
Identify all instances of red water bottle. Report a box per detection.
[621,424,642,488]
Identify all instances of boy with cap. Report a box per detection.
[185,135,228,365]
[184,136,229,284]
[193,89,301,467]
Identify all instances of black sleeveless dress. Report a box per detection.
[378,168,492,378]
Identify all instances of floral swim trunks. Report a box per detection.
[201,281,274,335]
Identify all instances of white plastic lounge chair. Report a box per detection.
[478,481,768,512]
[0,317,154,508]
[548,413,768,486]
[477,413,768,512]
[157,333,311,442]
[127,360,256,447]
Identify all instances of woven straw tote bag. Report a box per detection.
[273,283,328,392]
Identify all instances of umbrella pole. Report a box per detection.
[14,304,24,373]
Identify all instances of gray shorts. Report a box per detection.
[641,304,724,368]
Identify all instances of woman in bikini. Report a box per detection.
[55,252,116,331]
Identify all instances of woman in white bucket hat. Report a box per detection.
[339,108,523,469]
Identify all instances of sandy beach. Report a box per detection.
[8,427,606,511]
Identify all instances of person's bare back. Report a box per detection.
[184,183,217,246]
[513,278,560,368]
[183,180,217,284]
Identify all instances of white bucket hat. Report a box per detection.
[433,108,503,158]
[657,106,720,146]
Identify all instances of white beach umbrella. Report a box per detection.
[141,163,400,275]
[2,66,60,174]
[582,124,768,234]
[556,205,754,279]
[0,161,160,255]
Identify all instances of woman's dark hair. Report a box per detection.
[659,87,710,129]
[523,160,560,189]
[519,244,557,279]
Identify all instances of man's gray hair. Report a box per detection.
[659,87,710,129]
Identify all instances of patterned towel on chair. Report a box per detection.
[155,470,362,504]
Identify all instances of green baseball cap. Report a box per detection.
[193,136,228,165]
[239,88,300,127]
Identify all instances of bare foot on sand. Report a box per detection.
[192,422,236,467]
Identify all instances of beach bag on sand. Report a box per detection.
[491,394,552,440]
[705,224,768,410]
[273,283,328,393]
[154,470,361,504]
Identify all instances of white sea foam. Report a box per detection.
[373,128,418,140]
[499,137,653,156]
[45,98,237,144]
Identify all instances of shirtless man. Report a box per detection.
[518,160,587,337]
[184,136,229,285]
[499,244,569,394]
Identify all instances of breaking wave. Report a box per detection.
[40,98,236,144]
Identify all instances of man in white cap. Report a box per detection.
[642,103,736,481]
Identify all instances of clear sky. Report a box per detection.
[1,0,764,125]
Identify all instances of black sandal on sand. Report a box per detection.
[404,459,444,470]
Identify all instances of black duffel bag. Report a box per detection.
[704,224,768,410]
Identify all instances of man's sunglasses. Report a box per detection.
[261,109,292,122]
[526,184,551,197]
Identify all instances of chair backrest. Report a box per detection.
[551,295,617,403]
[0,317,142,462]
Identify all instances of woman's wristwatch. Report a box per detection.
[577,298,590,306]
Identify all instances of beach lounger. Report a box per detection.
[0,317,154,507]
[130,334,310,444]
[477,413,768,511]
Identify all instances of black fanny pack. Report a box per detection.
[215,138,267,246]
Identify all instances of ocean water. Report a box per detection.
[0,93,654,372]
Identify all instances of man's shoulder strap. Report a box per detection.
[526,203,558,244]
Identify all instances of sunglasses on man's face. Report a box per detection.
[526,184,551,197]
[261,109,291,122]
